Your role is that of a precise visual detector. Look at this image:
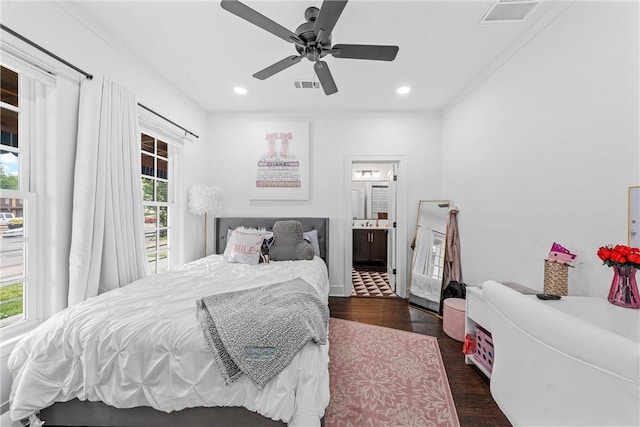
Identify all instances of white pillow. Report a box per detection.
[223,227,270,255]
[303,229,321,257]
[224,228,265,265]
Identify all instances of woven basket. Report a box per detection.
[544,260,568,296]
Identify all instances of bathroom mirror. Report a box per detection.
[408,200,450,313]
[351,163,394,219]
[351,182,388,219]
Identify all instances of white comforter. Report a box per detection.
[8,255,330,426]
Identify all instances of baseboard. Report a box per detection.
[329,285,347,297]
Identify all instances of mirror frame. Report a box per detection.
[630,186,639,247]
[408,199,451,314]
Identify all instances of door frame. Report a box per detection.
[344,155,407,298]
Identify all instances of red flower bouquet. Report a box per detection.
[597,244,640,268]
[597,244,640,309]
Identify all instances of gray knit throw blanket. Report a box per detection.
[196,278,328,389]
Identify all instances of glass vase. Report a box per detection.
[607,265,640,309]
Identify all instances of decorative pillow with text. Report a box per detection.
[224,228,265,265]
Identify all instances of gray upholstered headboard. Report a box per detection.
[215,217,329,267]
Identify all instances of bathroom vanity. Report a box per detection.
[353,227,388,266]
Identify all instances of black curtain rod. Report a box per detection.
[1,24,199,140]
[1,24,93,80]
[138,104,200,139]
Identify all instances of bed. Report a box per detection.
[8,217,330,427]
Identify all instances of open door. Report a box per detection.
[386,164,398,292]
[347,158,404,298]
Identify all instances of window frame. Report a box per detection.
[141,132,174,274]
[139,119,183,273]
[428,230,446,280]
[0,64,45,344]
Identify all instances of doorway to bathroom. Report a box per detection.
[345,157,405,298]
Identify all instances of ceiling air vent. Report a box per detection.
[479,0,539,24]
[293,80,320,89]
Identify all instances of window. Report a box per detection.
[371,184,388,219]
[429,231,446,280]
[0,65,40,330]
[141,133,172,274]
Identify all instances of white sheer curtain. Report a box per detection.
[68,77,147,307]
[410,225,442,302]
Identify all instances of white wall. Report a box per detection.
[3,0,636,419]
[207,113,442,296]
[0,0,209,414]
[441,1,639,296]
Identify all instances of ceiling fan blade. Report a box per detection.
[332,44,399,61]
[253,55,304,80]
[314,0,348,45]
[313,61,338,96]
[221,0,304,45]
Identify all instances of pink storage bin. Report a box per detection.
[442,298,466,342]
[473,325,494,373]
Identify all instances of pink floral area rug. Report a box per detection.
[325,318,460,427]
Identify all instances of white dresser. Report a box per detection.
[465,282,640,378]
[466,284,536,376]
[477,280,640,427]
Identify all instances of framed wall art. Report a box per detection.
[248,120,310,201]
[629,185,639,247]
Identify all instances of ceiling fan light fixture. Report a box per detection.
[233,86,248,95]
[396,86,411,95]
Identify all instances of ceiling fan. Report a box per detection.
[220,0,399,95]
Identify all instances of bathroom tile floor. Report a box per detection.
[351,268,397,297]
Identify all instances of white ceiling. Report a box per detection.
[63,0,565,113]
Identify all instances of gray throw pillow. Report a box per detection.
[269,220,315,261]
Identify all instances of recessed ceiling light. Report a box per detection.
[397,86,411,95]
[234,87,247,95]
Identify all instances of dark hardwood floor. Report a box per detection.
[328,296,512,427]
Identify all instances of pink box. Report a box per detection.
[473,325,494,373]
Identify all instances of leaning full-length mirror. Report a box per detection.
[409,200,450,312]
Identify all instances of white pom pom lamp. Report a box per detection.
[188,186,223,257]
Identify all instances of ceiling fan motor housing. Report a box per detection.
[295,8,331,61]
[304,6,319,22]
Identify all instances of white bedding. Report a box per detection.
[8,255,330,426]
[411,271,442,303]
